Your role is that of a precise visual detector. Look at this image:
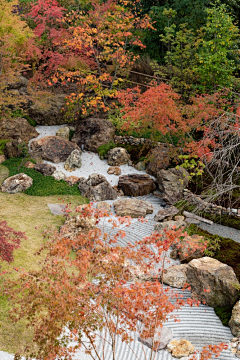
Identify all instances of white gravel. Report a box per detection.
[31,125,153,186]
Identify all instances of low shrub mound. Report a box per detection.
[2,157,80,196]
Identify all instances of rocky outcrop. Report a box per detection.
[28,93,67,125]
[154,206,179,222]
[30,136,80,163]
[114,198,153,218]
[1,173,33,193]
[107,166,121,176]
[4,139,23,159]
[71,118,115,152]
[56,126,70,140]
[138,327,173,351]
[0,117,38,143]
[229,301,240,337]
[163,264,188,288]
[157,167,189,204]
[78,174,117,201]
[146,146,170,177]
[167,339,195,358]
[34,163,56,176]
[64,149,82,171]
[186,257,239,307]
[118,174,156,197]
[107,147,130,166]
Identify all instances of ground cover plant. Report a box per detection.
[2,157,84,197]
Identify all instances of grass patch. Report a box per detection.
[0,191,88,354]
[2,157,84,196]
[176,200,240,231]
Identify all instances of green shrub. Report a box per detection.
[2,157,82,197]
[0,140,10,155]
[97,141,117,158]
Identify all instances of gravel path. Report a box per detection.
[197,222,240,243]
[1,126,237,360]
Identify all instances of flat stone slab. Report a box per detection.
[47,203,66,215]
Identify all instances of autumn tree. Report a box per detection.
[1,204,228,360]
[0,0,32,115]
[0,221,25,265]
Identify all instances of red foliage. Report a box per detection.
[0,221,25,264]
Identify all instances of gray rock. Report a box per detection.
[135,161,146,171]
[107,147,130,166]
[56,126,70,140]
[229,301,240,337]
[52,170,67,181]
[64,149,82,171]
[34,163,56,176]
[1,173,33,193]
[154,206,179,222]
[47,204,66,215]
[163,264,188,288]
[118,174,156,197]
[157,167,189,204]
[78,174,117,201]
[186,257,240,307]
[139,327,173,351]
[114,198,153,218]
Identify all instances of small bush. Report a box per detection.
[0,140,11,155]
[2,157,81,197]
[97,141,117,158]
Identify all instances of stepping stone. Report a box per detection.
[47,203,66,215]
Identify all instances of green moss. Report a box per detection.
[2,157,84,197]
[175,200,240,231]
[214,306,232,327]
[97,141,117,158]
[0,140,11,155]
[187,224,240,281]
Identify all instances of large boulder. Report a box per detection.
[114,198,153,218]
[163,264,188,288]
[229,301,240,337]
[34,163,56,176]
[28,93,67,125]
[64,149,82,171]
[154,206,179,222]
[157,167,189,204]
[0,117,38,143]
[1,173,33,193]
[118,174,156,197]
[175,234,206,263]
[186,257,240,307]
[78,174,117,201]
[30,136,80,163]
[146,146,170,177]
[107,147,130,166]
[71,118,115,152]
